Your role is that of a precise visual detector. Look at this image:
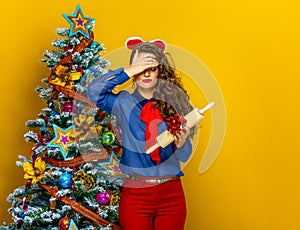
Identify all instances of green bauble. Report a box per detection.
[101,131,115,147]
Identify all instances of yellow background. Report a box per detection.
[1,0,300,229]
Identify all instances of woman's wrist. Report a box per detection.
[124,67,135,78]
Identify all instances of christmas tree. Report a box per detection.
[1,5,123,230]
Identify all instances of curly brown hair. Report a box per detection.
[130,42,195,135]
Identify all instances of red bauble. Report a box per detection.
[64,46,72,52]
[58,216,71,230]
[62,102,73,112]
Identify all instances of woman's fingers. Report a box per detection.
[174,127,191,149]
[132,50,139,62]
[132,52,158,66]
[125,52,159,77]
[182,127,191,137]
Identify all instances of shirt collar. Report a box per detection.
[132,89,155,106]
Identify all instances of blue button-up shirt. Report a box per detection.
[87,68,192,177]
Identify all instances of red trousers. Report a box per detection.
[119,178,187,230]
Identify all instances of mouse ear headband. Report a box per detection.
[125,36,167,52]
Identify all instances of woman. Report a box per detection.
[88,38,194,230]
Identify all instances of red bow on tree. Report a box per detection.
[125,36,167,52]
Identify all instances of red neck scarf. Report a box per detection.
[140,101,163,164]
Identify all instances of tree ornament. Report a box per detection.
[47,124,74,159]
[72,170,95,190]
[100,130,115,147]
[41,125,47,135]
[17,220,24,228]
[25,181,32,189]
[68,219,79,230]
[62,102,73,112]
[23,157,46,183]
[89,41,101,53]
[74,114,98,141]
[64,45,73,52]
[22,204,28,211]
[58,216,71,230]
[50,199,56,210]
[62,4,95,39]
[89,41,100,49]
[50,110,60,116]
[98,152,124,183]
[22,196,28,211]
[109,190,121,206]
[59,173,73,188]
[76,66,84,75]
[96,125,102,134]
[17,211,25,219]
[95,191,110,205]
[51,65,82,89]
